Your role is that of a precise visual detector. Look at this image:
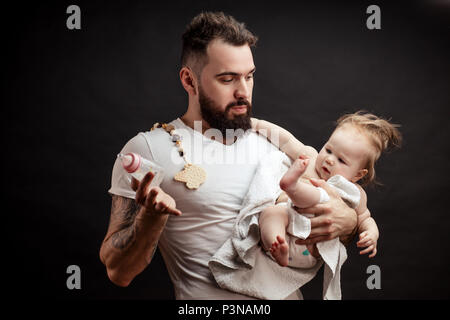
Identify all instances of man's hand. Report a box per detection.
[295,178,357,245]
[132,172,182,216]
[100,172,179,287]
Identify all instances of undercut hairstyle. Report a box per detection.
[336,111,402,186]
[181,12,258,75]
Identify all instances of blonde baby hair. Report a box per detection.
[336,111,402,186]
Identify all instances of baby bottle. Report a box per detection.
[117,152,165,187]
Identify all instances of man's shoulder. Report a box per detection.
[245,129,278,146]
[242,130,291,166]
[138,119,179,141]
[247,129,288,154]
[120,119,178,155]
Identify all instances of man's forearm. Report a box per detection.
[100,196,169,286]
[101,210,168,286]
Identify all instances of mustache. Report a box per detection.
[226,99,251,111]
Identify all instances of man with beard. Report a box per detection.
[99,12,358,299]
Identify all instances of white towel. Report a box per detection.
[316,175,360,299]
[208,151,360,300]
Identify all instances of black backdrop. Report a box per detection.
[5,0,450,300]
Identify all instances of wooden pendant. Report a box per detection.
[174,163,207,189]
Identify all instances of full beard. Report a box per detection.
[199,87,252,137]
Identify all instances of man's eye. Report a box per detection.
[246,74,254,80]
[221,78,233,83]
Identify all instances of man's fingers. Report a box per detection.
[131,177,139,191]
[146,187,160,207]
[369,248,377,258]
[154,200,181,216]
[295,235,332,245]
[309,178,340,198]
[134,178,181,217]
[135,181,149,205]
[295,238,308,245]
[309,215,333,229]
[308,177,325,188]
[166,207,182,216]
[147,188,181,216]
[141,171,155,187]
[154,201,165,212]
[308,225,335,238]
[135,172,155,204]
[300,203,328,216]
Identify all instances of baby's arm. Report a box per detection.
[355,187,379,258]
[251,118,318,161]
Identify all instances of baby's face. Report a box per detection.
[315,124,371,183]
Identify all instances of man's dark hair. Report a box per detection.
[181,12,258,73]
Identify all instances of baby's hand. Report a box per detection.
[357,231,378,258]
[298,154,309,160]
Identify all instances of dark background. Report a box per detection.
[5,0,450,300]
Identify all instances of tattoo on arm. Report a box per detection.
[110,195,141,250]
[112,224,137,250]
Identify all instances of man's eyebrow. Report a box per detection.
[215,68,256,77]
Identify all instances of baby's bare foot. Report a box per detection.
[270,235,289,267]
[280,158,309,192]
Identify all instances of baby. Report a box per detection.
[252,111,401,267]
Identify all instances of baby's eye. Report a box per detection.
[325,148,331,154]
[338,158,346,164]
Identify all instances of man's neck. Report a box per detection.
[180,114,210,133]
[179,114,238,146]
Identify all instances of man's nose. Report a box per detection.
[234,78,250,100]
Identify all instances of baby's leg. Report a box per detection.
[279,158,309,194]
[280,158,322,209]
[259,205,290,266]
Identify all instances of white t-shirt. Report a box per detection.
[109,118,301,300]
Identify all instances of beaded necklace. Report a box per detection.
[151,122,207,190]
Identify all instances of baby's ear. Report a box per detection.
[352,169,368,183]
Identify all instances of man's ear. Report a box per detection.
[180,66,198,96]
[352,168,368,183]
